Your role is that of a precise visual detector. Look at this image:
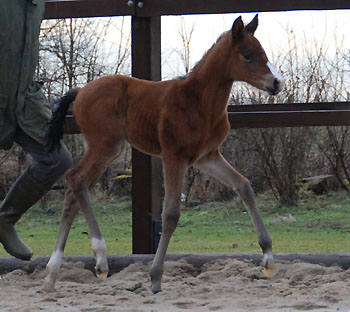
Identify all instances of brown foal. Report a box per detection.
[43,14,284,294]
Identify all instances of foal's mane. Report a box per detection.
[176,30,229,80]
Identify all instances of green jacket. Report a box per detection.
[0,0,51,150]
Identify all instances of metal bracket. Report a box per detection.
[128,1,144,8]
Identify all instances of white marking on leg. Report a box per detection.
[43,249,64,292]
[47,249,63,273]
[91,237,106,255]
[262,250,274,265]
[91,237,108,279]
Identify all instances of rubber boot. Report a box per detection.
[0,169,49,261]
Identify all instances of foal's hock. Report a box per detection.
[43,14,284,294]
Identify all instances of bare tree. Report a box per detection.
[38,17,131,99]
[162,16,197,78]
[39,18,111,97]
[37,17,132,194]
[112,17,131,75]
[177,16,197,75]
[230,24,350,206]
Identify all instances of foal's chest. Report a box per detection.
[205,114,231,148]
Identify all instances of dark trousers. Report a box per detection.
[14,128,72,189]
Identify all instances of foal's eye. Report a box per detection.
[242,54,253,63]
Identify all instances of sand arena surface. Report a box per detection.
[0,258,350,311]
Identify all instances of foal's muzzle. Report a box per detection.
[265,62,284,95]
[267,78,283,95]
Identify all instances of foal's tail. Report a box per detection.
[48,88,79,151]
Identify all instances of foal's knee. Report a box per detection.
[162,210,180,233]
[65,165,88,195]
[62,190,79,219]
[236,178,255,202]
[259,234,272,252]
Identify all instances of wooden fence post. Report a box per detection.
[131,15,163,254]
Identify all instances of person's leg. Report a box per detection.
[0,129,72,260]
[15,129,73,189]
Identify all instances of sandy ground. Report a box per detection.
[0,258,350,312]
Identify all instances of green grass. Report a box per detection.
[1,191,350,258]
[2,199,133,257]
[169,193,350,253]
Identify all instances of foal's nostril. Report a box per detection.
[273,78,280,90]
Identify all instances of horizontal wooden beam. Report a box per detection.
[136,0,350,17]
[63,115,80,134]
[44,0,134,19]
[228,102,350,129]
[44,0,350,19]
[63,102,350,134]
[228,102,350,112]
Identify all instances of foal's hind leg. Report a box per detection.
[68,142,124,280]
[44,138,124,293]
[194,151,274,275]
[150,158,187,293]
[43,189,80,293]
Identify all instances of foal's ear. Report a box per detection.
[245,14,259,35]
[231,16,244,40]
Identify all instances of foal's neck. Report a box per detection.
[185,34,234,113]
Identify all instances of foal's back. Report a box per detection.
[72,75,168,155]
[72,74,229,160]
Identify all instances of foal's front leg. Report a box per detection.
[195,151,274,276]
[150,158,187,293]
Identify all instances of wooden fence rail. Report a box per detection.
[45,0,350,18]
[64,102,350,134]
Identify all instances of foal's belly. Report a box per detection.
[127,130,162,157]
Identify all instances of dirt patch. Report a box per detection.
[0,258,350,311]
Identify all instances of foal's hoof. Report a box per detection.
[42,287,56,294]
[262,267,274,278]
[151,278,162,294]
[261,251,274,278]
[42,275,57,294]
[151,284,162,294]
[97,271,108,280]
[261,251,275,278]
[42,282,56,294]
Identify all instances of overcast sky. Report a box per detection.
[160,10,350,78]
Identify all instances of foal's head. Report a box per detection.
[228,15,284,95]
